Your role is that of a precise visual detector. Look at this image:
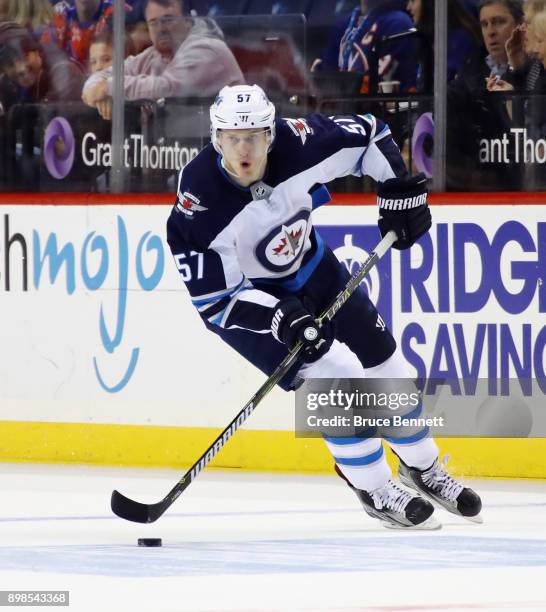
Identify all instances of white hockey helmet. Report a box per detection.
[210,84,276,153]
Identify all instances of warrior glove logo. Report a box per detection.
[377,193,428,210]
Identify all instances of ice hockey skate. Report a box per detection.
[398,456,483,523]
[335,466,440,530]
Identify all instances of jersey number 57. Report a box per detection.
[174,251,204,281]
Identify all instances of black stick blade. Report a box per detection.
[111,489,163,524]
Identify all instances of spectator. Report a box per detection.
[0,22,85,105]
[82,0,245,120]
[530,10,546,92]
[5,0,54,40]
[311,0,418,94]
[88,31,113,74]
[451,0,524,96]
[88,30,134,73]
[41,0,115,67]
[487,0,546,91]
[407,0,482,85]
[446,0,525,189]
[123,0,153,54]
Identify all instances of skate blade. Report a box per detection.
[464,513,483,524]
[382,516,442,531]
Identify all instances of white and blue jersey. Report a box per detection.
[166,112,406,344]
[166,111,436,488]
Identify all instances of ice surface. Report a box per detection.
[0,463,545,611]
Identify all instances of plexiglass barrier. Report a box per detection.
[0,9,544,193]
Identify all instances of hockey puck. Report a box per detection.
[137,538,162,547]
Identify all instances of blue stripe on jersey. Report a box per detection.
[280,232,325,291]
[208,285,252,327]
[309,184,331,210]
[374,125,391,141]
[384,427,430,445]
[200,295,232,317]
[333,446,384,466]
[208,309,228,325]
[191,278,245,306]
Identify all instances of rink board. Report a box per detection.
[0,193,545,477]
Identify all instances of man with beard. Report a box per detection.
[82,0,244,120]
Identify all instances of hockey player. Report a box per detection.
[166,84,482,529]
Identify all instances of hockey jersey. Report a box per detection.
[166,112,406,335]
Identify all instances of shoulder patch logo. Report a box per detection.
[176,191,208,218]
[284,118,313,145]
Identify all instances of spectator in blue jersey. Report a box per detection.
[166,84,483,530]
[407,0,482,89]
[311,0,418,94]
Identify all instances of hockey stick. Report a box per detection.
[111,230,397,523]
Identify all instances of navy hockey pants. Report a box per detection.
[207,244,397,390]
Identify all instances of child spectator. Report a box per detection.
[88,31,113,73]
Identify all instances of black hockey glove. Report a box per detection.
[271,297,334,363]
[377,172,431,250]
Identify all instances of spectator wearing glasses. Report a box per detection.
[82,0,244,120]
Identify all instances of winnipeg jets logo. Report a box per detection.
[255,210,310,273]
[273,225,303,258]
[176,191,207,218]
[285,118,313,145]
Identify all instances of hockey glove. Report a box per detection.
[271,297,334,363]
[377,172,431,250]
